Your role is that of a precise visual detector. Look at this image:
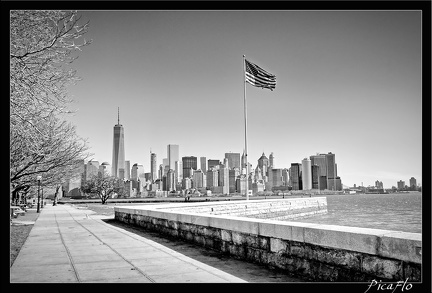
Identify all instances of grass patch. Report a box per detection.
[10,208,40,267]
[10,225,33,267]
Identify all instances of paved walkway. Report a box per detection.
[10,204,246,283]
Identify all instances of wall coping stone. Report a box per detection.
[114,200,421,264]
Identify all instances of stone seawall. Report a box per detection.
[168,197,328,220]
[114,199,421,282]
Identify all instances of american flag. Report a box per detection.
[245,59,276,91]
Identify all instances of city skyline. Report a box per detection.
[96,135,419,190]
[65,10,422,188]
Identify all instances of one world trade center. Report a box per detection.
[112,108,125,179]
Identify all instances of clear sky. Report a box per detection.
[66,10,422,188]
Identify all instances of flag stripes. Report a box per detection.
[245,59,276,91]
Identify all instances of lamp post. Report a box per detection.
[37,176,42,213]
[41,184,44,208]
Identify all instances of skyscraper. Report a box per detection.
[327,177,342,191]
[270,168,283,188]
[219,164,229,195]
[150,153,157,182]
[229,168,240,193]
[269,152,274,169]
[111,108,125,178]
[125,160,131,180]
[85,160,99,180]
[167,144,179,171]
[64,159,85,197]
[206,168,219,188]
[301,158,312,190]
[311,165,320,189]
[257,152,269,177]
[290,163,301,190]
[99,162,111,178]
[310,154,327,190]
[158,164,164,181]
[167,169,176,191]
[131,163,146,192]
[254,165,262,181]
[325,152,336,179]
[182,177,192,190]
[182,156,197,178]
[236,174,247,195]
[162,158,169,177]
[200,157,207,172]
[310,154,327,177]
[208,159,221,170]
[222,157,229,169]
[175,161,183,183]
[131,163,144,181]
[282,168,289,186]
[192,169,205,188]
[224,153,241,170]
[325,152,337,190]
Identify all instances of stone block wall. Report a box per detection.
[114,203,421,282]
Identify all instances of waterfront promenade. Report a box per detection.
[11,203,306,283]
[10,204,247,283]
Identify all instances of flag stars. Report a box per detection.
[245,59,276,91]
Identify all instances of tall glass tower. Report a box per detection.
[182,156,197,178]
[111,108,125,178]
[290,163,301,190]
[200,157,207,172]
[167,144,179,171]
[301,158,312,190]
[150,152,157,182]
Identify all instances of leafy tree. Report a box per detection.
[81,172,129,204]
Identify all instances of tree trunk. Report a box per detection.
[11,189,18,204]
[100,193,107,205]
[11,185,28,205]
[53,185,60,205]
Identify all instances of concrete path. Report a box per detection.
[10,204,246,283]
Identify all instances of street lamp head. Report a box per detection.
[37,175,42,182]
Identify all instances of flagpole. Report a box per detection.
[243,55,249,201]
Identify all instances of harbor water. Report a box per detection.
[288,192,422,233]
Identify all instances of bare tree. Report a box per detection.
[10,10,92,200]
[10,10,91,131]
[10,115,91,199]
[81,172,130,204]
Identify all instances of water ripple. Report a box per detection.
[288,192,422,233]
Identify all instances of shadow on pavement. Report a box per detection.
[103,218,305,283]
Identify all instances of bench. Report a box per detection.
[10,207,26,218]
